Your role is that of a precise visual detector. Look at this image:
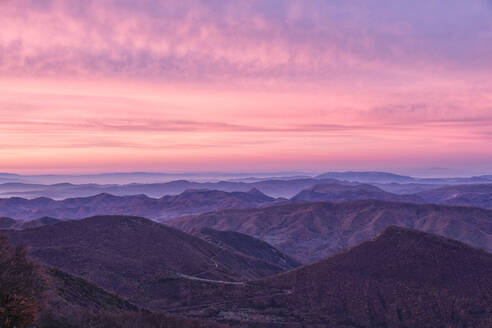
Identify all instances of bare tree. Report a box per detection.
[0,234,44,328]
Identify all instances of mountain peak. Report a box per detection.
[374,225,482,253]
[246,187,272,200]
[89,192,119,200]
[315,171,414,183]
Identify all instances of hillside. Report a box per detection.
[173,227,492,327]
[5,216,289,308]
[40,267,224,328]
[196,228,300,270]
[170,200,492,262]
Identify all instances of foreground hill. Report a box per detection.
[292,183,423,203]
[0,188,276,221]
[170,200,492,262]
[5,216,290,308]
[173,227,492,327]
[1,229,225,328]
[417,183,492,209]
[4,223,491,326]
[40,267,225,328]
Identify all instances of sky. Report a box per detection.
[1,0,492,176]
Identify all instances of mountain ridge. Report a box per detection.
[0,189,276,221]
[141,226,492,327]
[170,199,492,262]
[4,215,298,313]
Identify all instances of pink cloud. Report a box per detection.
[1,1,492,173]
[2,0,491,84]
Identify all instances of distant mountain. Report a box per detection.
[245,178,340,198]
[5,215,291,310]
[292,183,423,203]
[196,228,300,270]
[170,227,492,327]
[3,174,492,200]
[0,182,66,193]
[0,173,25,183]
[226,175,312,182]
[293,182,492,210]
[417,183,492,209]
[0,178,342,199]
[418,176,492,184]
[170,200,492,263]
[315,171,415,183]
[0,171,309,185]
[315,171,492,185]
[371,182,443,194]
[0,188,276,221]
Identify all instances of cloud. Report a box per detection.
[0,117,391,134]
[1,1,492,173]
[1,0,491,85]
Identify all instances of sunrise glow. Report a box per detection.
[1,0,492,175]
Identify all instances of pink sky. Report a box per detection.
[1,1,492,175]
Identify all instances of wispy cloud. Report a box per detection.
[1,0,491,84]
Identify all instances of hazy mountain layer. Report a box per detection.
[0,189,276,221]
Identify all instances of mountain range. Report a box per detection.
[416,183,492,209]
[292,182,492,210]
[3,180,492,224]
[170,200,492,262]
[316,171,492,184]
[2,214,491,326]
[0,188,276,221]
[0,178,343,199]
[2,171,492,200]
[2,170,492,326]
